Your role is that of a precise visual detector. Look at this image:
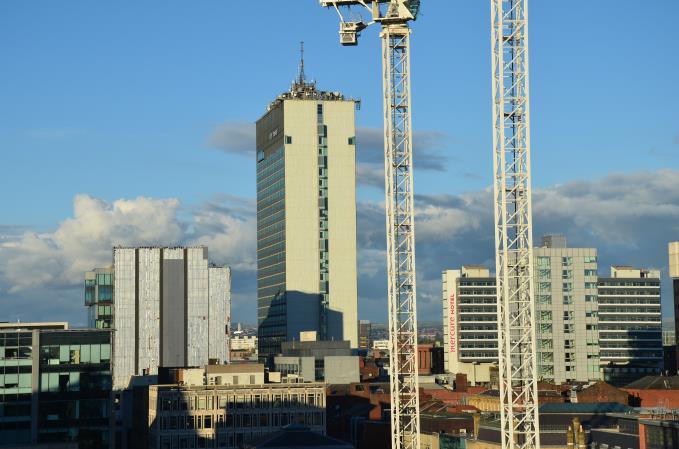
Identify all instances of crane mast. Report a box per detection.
[491,0,540,448]
[319,2,421,448]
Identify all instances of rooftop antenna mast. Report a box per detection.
[298,41,306,84]
[319,2,421,449]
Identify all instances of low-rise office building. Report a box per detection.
[0,323,112,448]
[273,340,359,384]
[146,382,326,449]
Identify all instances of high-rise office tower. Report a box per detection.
[598,266,662,384]
[670,242,679,371]
[109,246,230,389]
[534,236,600,384]
[255,59,358,358]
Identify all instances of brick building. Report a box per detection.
[576,381,631,405]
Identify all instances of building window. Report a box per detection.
[285,136,292,144]
[537,257,550,268]
[538,282,551,292]
[348,136,356,145]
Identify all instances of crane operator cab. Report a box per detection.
[321,0,421,46]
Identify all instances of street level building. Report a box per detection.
[273,339,359,384]
[0,323,112,448]
[147,382,326,449]
[598,266,663,385]
[110,246,231,389]
[256,65,359,358]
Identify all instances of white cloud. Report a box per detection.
[0,194,256,325]
[0,195,183,293]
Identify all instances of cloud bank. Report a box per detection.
[1,169,677,326]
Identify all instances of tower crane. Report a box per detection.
[320,1,540,448]
[492,0,540,448]
[319,2,421,449]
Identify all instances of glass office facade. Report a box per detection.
[38,330,112,448]
[85,268,114,329]
[0,330,34,445]
[256,146,287,358]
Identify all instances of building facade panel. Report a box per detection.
[137,248,161,375]
[113,248,136,389]
[187,248,210,367]
[209,267,231,364]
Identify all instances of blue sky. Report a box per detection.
[1,1,678,326]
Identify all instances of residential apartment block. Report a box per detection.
[256,72,358,357]
[441,236,663,385]
[598,266,662,384]
[534,239,600,384]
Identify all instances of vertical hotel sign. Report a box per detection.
[449,291,456,354]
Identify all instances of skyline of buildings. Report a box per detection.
[442,235,663,386]
[255,73,359,358]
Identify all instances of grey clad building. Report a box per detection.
[256,63,358,358]
[109,246,231,389]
